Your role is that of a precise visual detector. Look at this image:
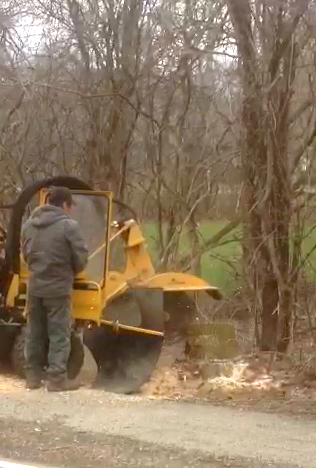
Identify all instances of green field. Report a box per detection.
[142,221,316,296]
[143,221,242,295]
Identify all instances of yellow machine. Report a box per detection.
[0,176,221,393]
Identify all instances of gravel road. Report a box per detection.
[0,385,315,467]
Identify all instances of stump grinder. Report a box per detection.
[0,176,222,393]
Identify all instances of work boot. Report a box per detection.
[46,379,80,392]
[26,379,42,390]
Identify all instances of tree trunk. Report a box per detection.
[226,0,301,354]
[260,276,279,350]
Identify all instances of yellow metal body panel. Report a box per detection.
[121,223,155,280]
[42,189,112,323]
[71,282,102,324]
[5,274,20,307]
[104,221,155,302]
[106,220,221,301]
[16,189,113,325]
[141,272,222,299]
[8,188,221,332]
[105,271,128,301]
[20,258,28,280]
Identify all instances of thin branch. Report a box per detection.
[34,83,161,128]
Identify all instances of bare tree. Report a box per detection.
[226,0,316,351]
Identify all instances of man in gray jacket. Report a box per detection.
[21,187,89,392]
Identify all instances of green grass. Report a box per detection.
[142,221,242,295]
[301,226,316,282]
[142,221,316,296]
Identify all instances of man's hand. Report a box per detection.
[75,270,87,280]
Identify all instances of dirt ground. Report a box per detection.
[0,417,288,468]
[0,376,316,468]
[2,336,316,468]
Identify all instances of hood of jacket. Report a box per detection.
[28,205,70,229]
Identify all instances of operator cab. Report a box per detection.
[40,189,112,286]
[12,188,111,325]
[38,189,112,323]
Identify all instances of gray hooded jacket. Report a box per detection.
[21,205,89,298]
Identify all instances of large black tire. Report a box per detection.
[11,326,85,380]
[68,331,85,380]
[83,287,164,394]
[11,327,27,378]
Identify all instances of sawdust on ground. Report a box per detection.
[2,341,316,417]
[142,347,316,416]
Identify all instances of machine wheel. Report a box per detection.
[11,327,27,378]
[11,326,85,380]
[84,287,164,394]
[68,331,85,380]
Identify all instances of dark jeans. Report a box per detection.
[25,295,71,383]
